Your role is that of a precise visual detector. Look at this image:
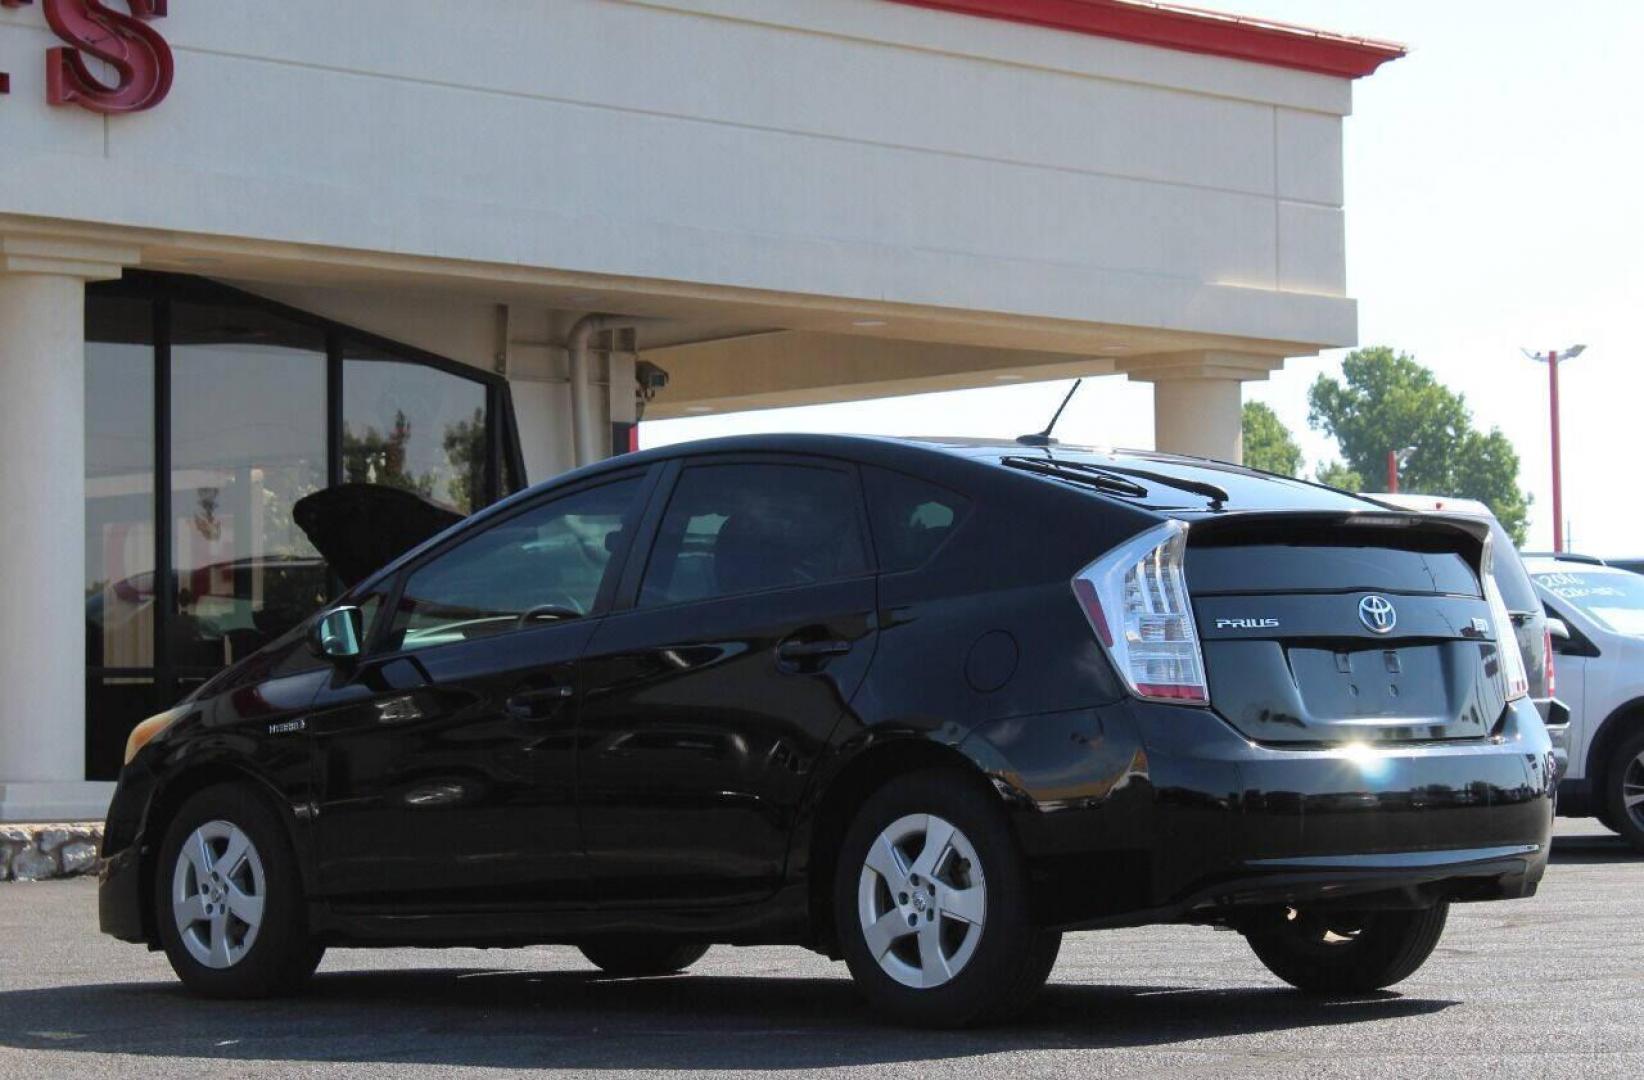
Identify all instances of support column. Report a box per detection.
[1120,351,1287,464]
[1154,378,1245,462]
[0,236,137,822]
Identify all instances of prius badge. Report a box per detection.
[1215,617,1280,630]
[1359,595,1397,634]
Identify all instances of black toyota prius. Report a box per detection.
[100,434,1555,1027]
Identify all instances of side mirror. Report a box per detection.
[1547,618,1571,643]
[310,606,364,662]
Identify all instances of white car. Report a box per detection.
[1527,557,1644,850]
[1367,494,1564,734]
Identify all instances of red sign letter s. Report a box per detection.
[43,0,173,113]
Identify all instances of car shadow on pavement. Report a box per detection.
[0,969,1453,1071]
[1550,831,1642,864]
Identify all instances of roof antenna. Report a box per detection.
[1015,379,1082,447]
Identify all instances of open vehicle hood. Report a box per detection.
[293,483,465,587]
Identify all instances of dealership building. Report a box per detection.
[0,0,1399,821]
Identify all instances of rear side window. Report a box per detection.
[638,462,868,607]
[864,467,970,573]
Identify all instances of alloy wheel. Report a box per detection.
[1625,750,1644,830]
[856,813,986,989]
[171,819,267,970]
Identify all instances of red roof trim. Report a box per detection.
[887,0,1405,78]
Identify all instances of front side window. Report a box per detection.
[386,478,642,652]
[638,463,868,608]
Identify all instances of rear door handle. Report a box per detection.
[505,685,574,721]
[776,639,852,662]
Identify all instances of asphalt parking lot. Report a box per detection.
[1,818,1639,1079]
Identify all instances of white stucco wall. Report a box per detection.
[0,0,1356,349]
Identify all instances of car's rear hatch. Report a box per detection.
[1184,511,1507,745]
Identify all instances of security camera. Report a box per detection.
[636,360,670,399]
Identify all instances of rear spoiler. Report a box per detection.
[1175,509,1491,571]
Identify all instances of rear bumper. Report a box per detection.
[1059,845,1543,931]
[1538,696,1571,780]
[973,696,1556,925]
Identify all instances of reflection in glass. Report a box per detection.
[344,348,490,515]
[86,296,156,669]
[86,675,159,780]
[387,479,640,652]
[170,302,329,669]
[79,274,513,778]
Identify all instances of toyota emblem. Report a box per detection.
[1358,595,1397,634]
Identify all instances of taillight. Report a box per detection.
[1543,628,1556,695]
[1072,520,1208,706]
[1481,535,1529,701]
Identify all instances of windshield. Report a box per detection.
[1532,569,1644,636]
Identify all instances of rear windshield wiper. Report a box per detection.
[1090,463,1229,510]
[1001,457,1148,499]
[1003,456,1230,509]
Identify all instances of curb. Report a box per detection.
[0,823,104,882]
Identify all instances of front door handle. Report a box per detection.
[776,638,852,669]
[505,685,574,721]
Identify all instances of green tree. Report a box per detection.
[1241,401,1303,477]
[1308,347,1530,542]
[342,410,436,501]
[441,407,488,513]
[1314,460,1364,492]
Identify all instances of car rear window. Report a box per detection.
[863,467,971,573]
[1187,543,1480,597]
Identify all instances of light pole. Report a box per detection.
[1386,446,1416,493]
[1522,344,1586,552]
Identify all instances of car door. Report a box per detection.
[1543,597,1596,778]
[577,456,879,906]
[306,470,652,908]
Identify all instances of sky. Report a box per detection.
[644,1,1644,557]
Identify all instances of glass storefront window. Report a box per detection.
[85,298,156,671]
[170,302,329,671]
[82,273,520,779]
[87,675,160,782]
[344,346,491,515]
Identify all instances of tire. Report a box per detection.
[1603,728,1644,853]
[154,784,324,998]
[1244,902,1449,994]
[578,939,710,976]
[834,767,1061,1028]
